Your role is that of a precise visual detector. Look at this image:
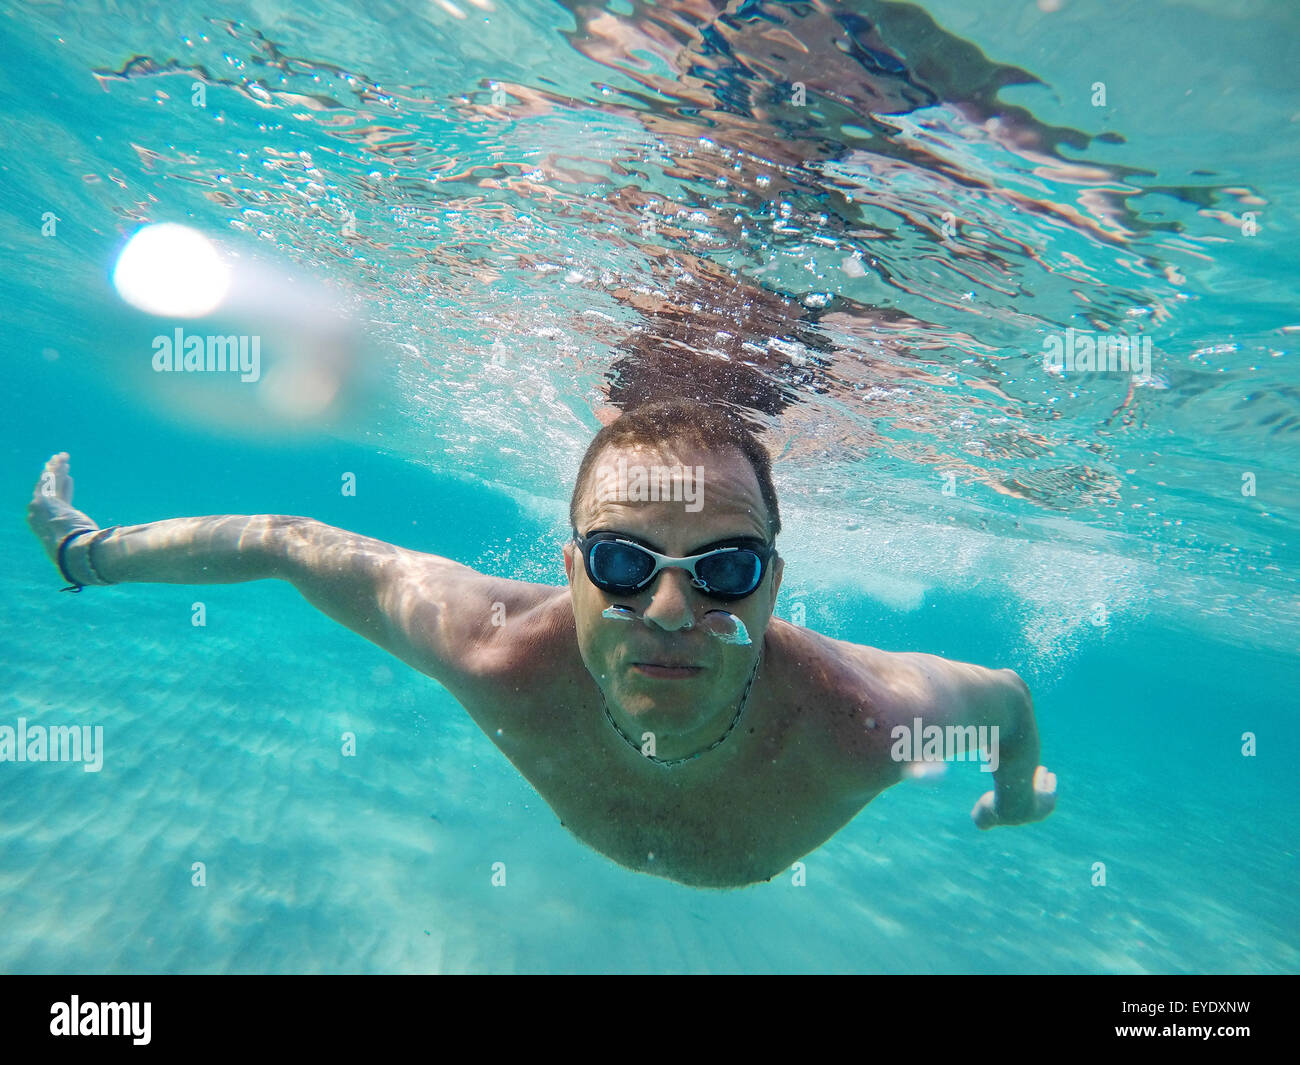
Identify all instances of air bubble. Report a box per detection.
[702,611,751,645]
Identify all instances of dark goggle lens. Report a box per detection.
[588,540,654,590]
[696,550,763,597]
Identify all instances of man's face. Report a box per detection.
[563,442,783,739]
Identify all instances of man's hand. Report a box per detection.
[27,452,99,565]
[971,765,1057,829]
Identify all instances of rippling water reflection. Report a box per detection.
[6,0,1298,654]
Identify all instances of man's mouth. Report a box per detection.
[631,662,704,679]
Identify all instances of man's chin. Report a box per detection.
[614,679,708,725]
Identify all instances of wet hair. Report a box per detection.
[570,399,781,541]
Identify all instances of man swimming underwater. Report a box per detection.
[27,399,1054,888]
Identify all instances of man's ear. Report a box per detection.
[562,541,575,584]
[769,553,784,604]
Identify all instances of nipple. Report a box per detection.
[701,610,752,646]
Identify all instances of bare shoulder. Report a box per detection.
[764,619,894,744]
[451,583,590,728]
[472,582,578,675]
[765,622,1024,787]
[416,579,582,734]
[766,619,921,712]
[380,551,573,683]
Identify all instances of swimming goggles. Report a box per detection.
[573,530,774,601]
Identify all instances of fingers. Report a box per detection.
[31,452,73,506]
[27,454,75,548]
[972,769,1058,830]
[1033,765,1057,818]
[1033,765,1057,796]
[971,789,997,830]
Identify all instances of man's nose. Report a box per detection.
[642,567,697,632]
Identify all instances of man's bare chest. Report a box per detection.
[509,718,864,887]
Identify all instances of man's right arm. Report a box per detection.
[28,453,553,699]
[112,515,546,688]
[272,515,553,695]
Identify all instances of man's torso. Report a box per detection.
[445,591,909,887]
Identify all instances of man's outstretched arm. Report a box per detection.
[25,452,540,695]
[851,646,1056,829]
[905,654,1055,829]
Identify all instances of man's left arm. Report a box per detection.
[881,654,1057,829]
[967,668,1056,829]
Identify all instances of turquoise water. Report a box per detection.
[2,0,1297,973]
